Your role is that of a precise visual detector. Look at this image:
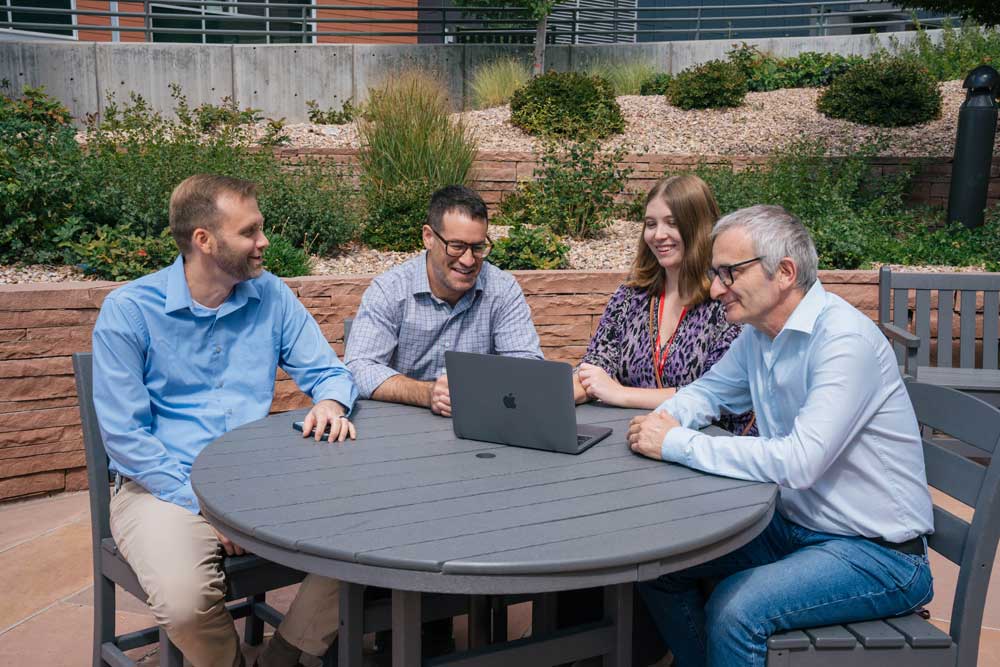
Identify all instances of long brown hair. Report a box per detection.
[627,174,719,305]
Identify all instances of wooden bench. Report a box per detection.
[766,381,1000,667]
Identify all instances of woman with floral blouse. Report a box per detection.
[572,174,755,435]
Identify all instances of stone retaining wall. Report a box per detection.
[0,270,878,503]
[276,149,1000,212]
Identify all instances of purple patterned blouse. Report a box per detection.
[582,284,756,435]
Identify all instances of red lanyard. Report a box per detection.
[653,294,687,382]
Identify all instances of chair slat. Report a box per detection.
[767,630,811,650]
[914,290,931,368]
[884,614,953,648]
[893,288,912,367]
[959,291,977,369]
[928,507,969,566]
[937,290,954,367]
[887,272,1000,291]
[984,291,999,370]
[923,439,986,508]
[908,381,1000,453]
[844,620,906,648]
[804,625,857,649]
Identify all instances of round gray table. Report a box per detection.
[193,400,777,667]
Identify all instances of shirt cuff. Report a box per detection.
[661,426,700,464]
[314,381,359,416]
[161,481,201,515]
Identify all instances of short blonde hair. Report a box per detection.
[168,174,257,255]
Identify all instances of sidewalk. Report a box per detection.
[1,490,997,666]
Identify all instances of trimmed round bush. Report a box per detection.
[667,60,748,110]
[639,72,673,96]
[509,71,625,140]
[817,58,942,127]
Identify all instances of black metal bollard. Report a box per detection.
[947,65,999,229]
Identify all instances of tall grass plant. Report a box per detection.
[586,60,658,96]
[471,58,531,109]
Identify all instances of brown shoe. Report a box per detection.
[254,631,304,667]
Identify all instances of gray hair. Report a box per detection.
[711,205,818,291]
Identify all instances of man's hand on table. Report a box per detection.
[301,399,356,442]
[627,410,681,460]
[430,374,451,417]
[211,525,246,556]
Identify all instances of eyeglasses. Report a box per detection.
[429,226,493,259]
[707,256,763,287]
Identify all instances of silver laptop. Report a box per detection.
[445,351,612,454]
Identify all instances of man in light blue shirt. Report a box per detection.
[628,205,934,667]
[93,174,357,667]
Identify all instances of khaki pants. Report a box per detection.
[110,481,340,667]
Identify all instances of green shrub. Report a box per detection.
[496,139,632,239]
[726,44,860,92]
[880,20,1000,82]
[489,223,569,270]
[817,58,941,127]
[587,60,657,96]
[639,72,673,96]
[73,226,178,281]
[0,85,101,265]
[263,234,312,277]
[306,98,362,125]
[471,58,531,109]
[358,70,477,251]
[667,60,748,110]
[509,71,625,140]
[80,86,358,257]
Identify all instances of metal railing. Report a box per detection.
[0,0,956,44]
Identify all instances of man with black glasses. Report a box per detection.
[345,185,543,656]
[628,204,934,667]
[345,185,543,417]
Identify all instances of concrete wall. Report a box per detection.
[0,270,880,503]
[0,29,941,123]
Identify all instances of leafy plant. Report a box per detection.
[306,98,362,125]
[817,57,942,127]
[263,234,312,277]
[495,139,632,239]
[879,19,1000,81]
[72,226,178,281]
[639,72,673,96]
[357,70,477,250]
[725,43,860,92]
[667,60,748,110]
[509,71,625,140]
[587,60,658,96]
[489,222,569,269]
[470,58,531,109]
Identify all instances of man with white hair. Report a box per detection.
[628,204,934,667]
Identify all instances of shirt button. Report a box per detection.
[214,346,221,354]
[216,381,224,389]
[225,408,233,416]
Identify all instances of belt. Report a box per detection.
[868,535,926,556]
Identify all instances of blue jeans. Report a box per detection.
[638,512,933,667]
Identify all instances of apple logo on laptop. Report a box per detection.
[503,393,517,409]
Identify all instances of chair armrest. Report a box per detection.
[879,322,920,349]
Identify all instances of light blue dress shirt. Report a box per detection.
[92,255,357,514]
[658,281,934,543]
[345,252,543,398]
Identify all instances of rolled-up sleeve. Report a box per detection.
[93,297,200,513]
[344,282,403,398]
[279,284,357,413]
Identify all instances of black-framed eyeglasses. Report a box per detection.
[429,226,493,259]
[707,256,763,287]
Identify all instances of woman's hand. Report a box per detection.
[578,363,625,405]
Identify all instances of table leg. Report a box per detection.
[490,596,508,643]
[531,593,557,637]
[338,582,364,667]
[603,583,633,667]
[392,589,422,667]
[468,595,490,649]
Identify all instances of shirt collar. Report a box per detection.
[779,280,827,336]
[164,254,262,315]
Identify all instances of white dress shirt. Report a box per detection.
[658,281,934,543]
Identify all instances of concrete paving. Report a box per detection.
[0,490,997,665]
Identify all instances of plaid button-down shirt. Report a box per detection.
[345,252,543,398]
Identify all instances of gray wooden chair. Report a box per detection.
[766,380,1000,666]
[74,352,307,667]
[878,267,1000,408]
